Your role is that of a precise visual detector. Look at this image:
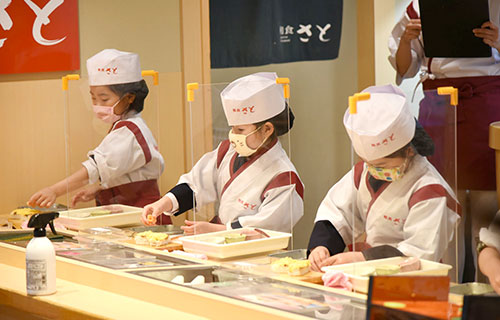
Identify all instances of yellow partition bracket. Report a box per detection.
[187,83,199,102]
[276,77,290,99]
[348,92,371,114]
[61,74,80,91]
[437,86,458,106]
[141,70,159,85]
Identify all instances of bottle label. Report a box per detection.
[26,259,47,291]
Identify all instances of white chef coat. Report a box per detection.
[479,210,500,252]
[388,0,500,85]
[82,111,164,189]
[314,155,460,262]
[177,139,304,232]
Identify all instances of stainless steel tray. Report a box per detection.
[129,266,220,283]
[450,282,497,296]
[126,225,184,235]
[268,248,307,261]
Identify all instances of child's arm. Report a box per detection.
[28,167,89,208]
[478,246,500,294]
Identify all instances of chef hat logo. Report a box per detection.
[97,67,118,75]
[87,49,142,86]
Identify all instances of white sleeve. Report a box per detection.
[177,145,220,209]
[479,210,500,252]
[237,184,304,233]
[165,192,179,214]
[313,169,364,246]
[398,197,460,261]
[388,2,424,85]
[83,126,147,186]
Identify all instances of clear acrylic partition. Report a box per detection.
[347,93,369,282]
[187,78,296,241]
[347,88,460,283]
[3,78,71,229]
[62,72,162,215]
[418,88,460,282]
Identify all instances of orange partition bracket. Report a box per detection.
[141,70,159,85]
[276,77,290,99]
[437,86,458,106]
[186,83,199,102]
[61,74,80,91]
[348,92,370,114]
[489,121,500,208]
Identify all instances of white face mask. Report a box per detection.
[92,97,122,123]
[228,126,268,157]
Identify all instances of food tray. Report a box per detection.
[321,257,452,294]
[56,205,142,230]
[180,228,291,259]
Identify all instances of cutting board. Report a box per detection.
[290,270,324,284]
[122,239,183,252]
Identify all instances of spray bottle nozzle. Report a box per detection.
[27,212,59,237]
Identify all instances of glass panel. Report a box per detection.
[185,74,297,242]
[60,73,163,223]
[418,88,460,282]
[5,80,69,231]
[343,87,459,284]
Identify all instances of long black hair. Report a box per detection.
[386,119,434,158]
[108,79,149,113]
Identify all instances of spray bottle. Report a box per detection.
[26,212,59,295]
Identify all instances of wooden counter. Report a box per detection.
[0,263,206,320]
[0,241,344,319]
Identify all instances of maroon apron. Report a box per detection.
[96,179,172,224]
[420,75,500,190]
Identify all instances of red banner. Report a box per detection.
[0,0,79,74]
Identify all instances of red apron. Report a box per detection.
[96,179,172,225]
[420,75,500,190]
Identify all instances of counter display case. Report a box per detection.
[130,266,367,319]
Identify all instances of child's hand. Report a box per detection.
[71,185,101,207]
[401,19,421,44]
[319,252,365,269]
[309,246,330,272]
[141,197,172,225]
[473,21,500,51]
[180,220,226,236]
[28,187,57,208]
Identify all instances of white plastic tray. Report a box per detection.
[180,228,291,259]
[56,205,142,230]
[321,257,452,294]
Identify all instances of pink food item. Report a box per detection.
[322,270,353,291]
[398,257,421,272]
[240,229,264,240]
[101,205,124,214]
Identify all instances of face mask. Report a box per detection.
[367,158,409,182]
[228,126,268,157]
[92,97,122,123]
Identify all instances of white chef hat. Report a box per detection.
[220,72,285,126]
[343,84,416,161]
[86,49,143,86]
